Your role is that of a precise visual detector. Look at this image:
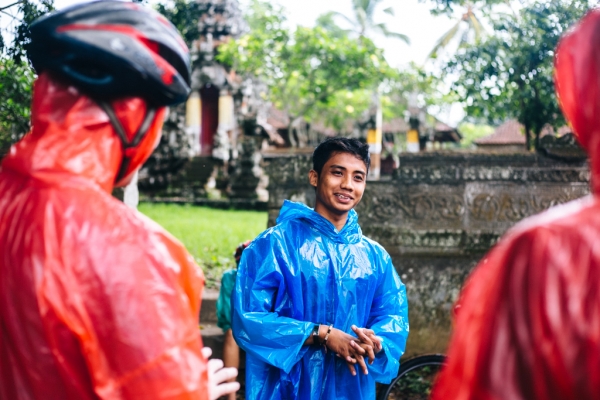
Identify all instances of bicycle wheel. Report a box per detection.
[376,354,446,400]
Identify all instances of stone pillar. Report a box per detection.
[229,136,262,199]
[185,92,201,156]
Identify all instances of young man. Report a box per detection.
[232,137,409,399]
[0,3,237,399]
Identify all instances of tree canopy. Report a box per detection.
[217,0,393,136]
[155,0,205,49]
[444,0,591,149]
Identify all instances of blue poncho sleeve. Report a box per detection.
[366,249,410,383]
[232,235,313,374]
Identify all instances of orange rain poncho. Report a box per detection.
[432,10,600,400]
[0,74,208,400]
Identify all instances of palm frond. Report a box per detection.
[427,19,462,59]
[316,12,353,37]
[467,11,485,40]
[364,0,383,19]
[374,23,410,44]
[382,7,395,17]
[326,10,358,30]
[352,0,370,15]
[355,7,368,36]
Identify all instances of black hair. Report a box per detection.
[312,137,370,175]
[234,240,251,266]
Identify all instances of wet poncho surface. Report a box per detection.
[232,200,409,400]
[432,10,600,400]
[0,75,209,400]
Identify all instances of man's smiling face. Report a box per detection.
[309,151,367,220]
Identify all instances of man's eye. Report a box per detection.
[332,171,343,176]
[354,175,364,181]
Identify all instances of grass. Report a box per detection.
[138,203,268,288]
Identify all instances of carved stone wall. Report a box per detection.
[264,152,590,356]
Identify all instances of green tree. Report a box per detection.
[310,65,447,133]
[0,59,35,151]
[0,0,54,152]
[382,65,450,120]
[310,89,372,133]
[445,0,590,150]
[155,0,205,49]
[457,122,494,148]
[315,12,348,40]
[217,0,392,146]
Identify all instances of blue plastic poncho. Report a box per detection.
[232,200,409,400]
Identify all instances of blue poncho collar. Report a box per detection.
[276,200,362,245]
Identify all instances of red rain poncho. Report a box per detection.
[432,10,600,400]
[0,74,209,399]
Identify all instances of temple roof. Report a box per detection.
[475,119,525,145]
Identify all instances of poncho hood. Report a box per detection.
[1,73,165,192]
[276,200,362,244]
[555,9,600,193]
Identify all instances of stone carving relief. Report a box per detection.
[361,188,588,224]
[398,166,589,185]
[470,192,585,222]
[362,193,465,222]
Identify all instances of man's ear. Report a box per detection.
[308,169,318,188]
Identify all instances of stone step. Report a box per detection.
[200,289,246,386]
[200,288,219,324]
[200,322,246,394]
[200,324,225,360]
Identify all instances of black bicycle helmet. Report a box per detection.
[28,0,191,106]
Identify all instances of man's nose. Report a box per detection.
[340,175,354,190]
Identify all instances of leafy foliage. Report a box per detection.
[309,66,448,136]
[217,0,393,131]
[4,0,53,63]
[315,12,349,40]
[0,59,35,151]
[445,0,591,149]
[0,0,54,152]
[458,122,494,148]
[155,0,204,49]
[311,89,373,133]
[382,65,450,120]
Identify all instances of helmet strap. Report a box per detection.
[97,100,157,183]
